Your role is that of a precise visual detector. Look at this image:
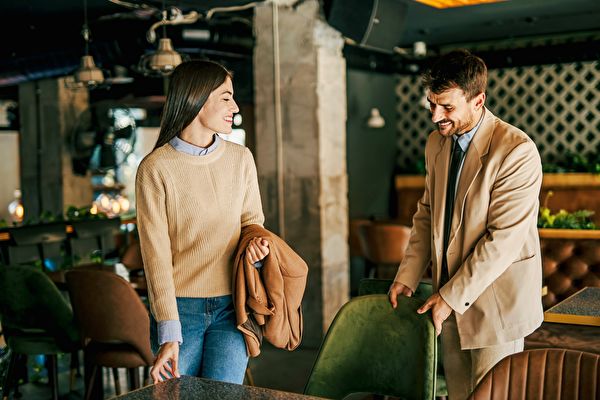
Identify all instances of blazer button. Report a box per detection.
[465,302,470,306]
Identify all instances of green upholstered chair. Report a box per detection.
[0,265,80,400]
[358,278,434,299]
[358,278,448,398]
[304,294,437,400]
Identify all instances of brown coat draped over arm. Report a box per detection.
[233,224,308,357]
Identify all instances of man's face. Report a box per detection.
[426,87,485,137]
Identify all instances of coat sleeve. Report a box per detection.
[439,140,542,314]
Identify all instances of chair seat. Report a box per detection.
[7,335,63,355]
[86,341,149,368]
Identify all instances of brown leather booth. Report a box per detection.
[468,349,600,400]
[541,236,600,309]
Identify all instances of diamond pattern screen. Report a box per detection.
[395,61,600,171]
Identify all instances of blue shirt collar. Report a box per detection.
[454,108,485,152]
[169,134,221,156]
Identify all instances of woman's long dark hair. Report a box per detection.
[153,60,232,150]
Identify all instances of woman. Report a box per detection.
[136,60,270,384]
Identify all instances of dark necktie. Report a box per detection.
[441,140,465,286]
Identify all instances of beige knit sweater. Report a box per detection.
[135,140,264,323]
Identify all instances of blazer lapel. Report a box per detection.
[448,109,495,249]
[432,134,451,269]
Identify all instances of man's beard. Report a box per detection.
[437,117,473,136]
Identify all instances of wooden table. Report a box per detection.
[526,287,600,355]
[115,376,326,399]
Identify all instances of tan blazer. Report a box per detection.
[394,109,543,349]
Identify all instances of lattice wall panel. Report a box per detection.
[395,61,600,171]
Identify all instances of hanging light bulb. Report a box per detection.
[116,195,130,213]
[8,189,24,223]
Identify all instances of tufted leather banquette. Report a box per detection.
[541,237,600,309]
[468,349,600,400]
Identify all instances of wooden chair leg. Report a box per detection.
[2,351,17,400]
[128,368,140,391]
[143,366,151,386]
[84,364,97,400]
[47,354,59,400]
[13,354,27,398]
[244,366,255,387]
[112,368,122,396]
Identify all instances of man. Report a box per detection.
[388,49,543,400]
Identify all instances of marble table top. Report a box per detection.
[544,287,600,326]
[116,376,327,400]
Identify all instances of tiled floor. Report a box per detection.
[4,343,319,399]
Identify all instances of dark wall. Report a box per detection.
[346,68,397,220]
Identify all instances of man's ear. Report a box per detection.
[474,92,486,110]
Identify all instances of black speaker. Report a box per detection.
[325,0,407,51]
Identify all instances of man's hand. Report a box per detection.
[388,281,414,308]
[151,342,181,384]
[417,293,452,336]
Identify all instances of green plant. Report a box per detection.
[538,208,596,229]
[543,151,600,173]
[538,192,597,229]
[64,205,107,221]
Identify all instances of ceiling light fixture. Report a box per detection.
[69,0,105,88]
[414,0,505,9]
[137,5,195,77]
[367,108,386,129]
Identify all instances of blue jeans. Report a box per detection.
[150,295,248,384]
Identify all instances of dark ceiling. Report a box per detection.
[397,0,600,47]
[0,0,599,92]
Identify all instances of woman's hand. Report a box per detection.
[246,237,270,264]
[151,342,181,384]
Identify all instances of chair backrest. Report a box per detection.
[358,222,411,264]
[468,348,600,400]
[0,223,67,268]
[349,219,371,258]
[67,218,121,265]
[65,269,153,365]
[358,278,433,301]
[0,265,79,350]
[304,294,437,400]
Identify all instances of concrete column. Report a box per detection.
[18,78,92,219]
[254,0,349,346]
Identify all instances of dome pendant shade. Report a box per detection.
[75,55,105,86]
[149,38,182,72]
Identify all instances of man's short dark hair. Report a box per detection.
[422,49,487,101]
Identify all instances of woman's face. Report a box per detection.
[197,76,239,134]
